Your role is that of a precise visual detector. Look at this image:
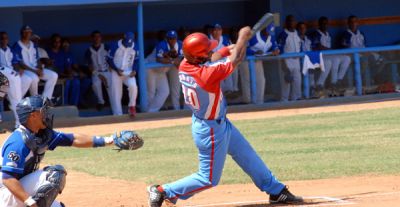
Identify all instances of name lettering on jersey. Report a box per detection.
[179,73,198,88]
[7,151,20,162]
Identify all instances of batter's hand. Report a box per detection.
[98,74,109,88]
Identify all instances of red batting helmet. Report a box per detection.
[183,32,217,64]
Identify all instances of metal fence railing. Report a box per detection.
[141,45,400,110]
[247,45,400,103]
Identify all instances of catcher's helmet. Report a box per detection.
[0,71,9,100]
[182,33,217,64]
[16,95,53,127]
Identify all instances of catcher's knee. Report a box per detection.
[32,165,67,207]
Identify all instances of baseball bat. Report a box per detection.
[250,12,275,38]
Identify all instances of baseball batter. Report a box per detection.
[0,32,23,127]
[155,30,183,110]
[0,95,143,207]
[108,32,138,117]
[147,26,303,206]
[85,30,113,111]
[12,25,58,101]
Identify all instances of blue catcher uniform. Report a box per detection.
[0,96,69,207]
[160,58,285,202]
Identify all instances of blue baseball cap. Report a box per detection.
[20,25,33,33]
[213,23,222,29]
[166,30,177,39]
[124,32,135,42]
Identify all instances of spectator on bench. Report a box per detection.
[12,25,58,101]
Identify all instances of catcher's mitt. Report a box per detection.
[113,130,143,151]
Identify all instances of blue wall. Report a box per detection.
[271,0,400,47]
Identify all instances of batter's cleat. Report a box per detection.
[129,106,136,118]
[147,185,165,207]
[269,186,303,204]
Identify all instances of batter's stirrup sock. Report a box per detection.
[147,185,165,207]
[269,186,304,204]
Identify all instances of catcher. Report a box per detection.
[0,95,143,207]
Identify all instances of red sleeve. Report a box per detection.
[199,59,234,91]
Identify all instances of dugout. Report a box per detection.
[0,0,399,113]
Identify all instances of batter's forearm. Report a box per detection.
[2,178,31,205]
[229,27,252,66]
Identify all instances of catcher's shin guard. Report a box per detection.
[33,165,67,207]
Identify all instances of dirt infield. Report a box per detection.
[1,99,400,206]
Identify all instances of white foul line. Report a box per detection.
[184,196,355,207]
[184,191,400,207]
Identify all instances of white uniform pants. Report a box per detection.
[0,171,63,207]
[23,69,58,100]
[330,55,351,83]
[281,58,302,101]
[309,57,333,87]
[110,70,138,116]
[92,71,112,105]
[240,60,265,104]
[221,69,239,92]
[167,66,181,110]
[147,68,169,112]
[1,67,22,126]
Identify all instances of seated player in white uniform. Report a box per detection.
[297,22,331,98]
[341,15,383,85]
[155,30,183,110]
[312,17,351,96]
[108,32,138,117]
[146,31,171,112]
[277,15,302,101]
[209,24,239,96]
[12,25,58,101]
[241,23,280,104]
[0,72,9,133]
[84,31,113,111]
[0,32,24,127]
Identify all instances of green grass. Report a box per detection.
[44,107,400,185]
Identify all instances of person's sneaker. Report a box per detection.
[269,186,303,204]
[147,185,165,207]
[129,106,136,118]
